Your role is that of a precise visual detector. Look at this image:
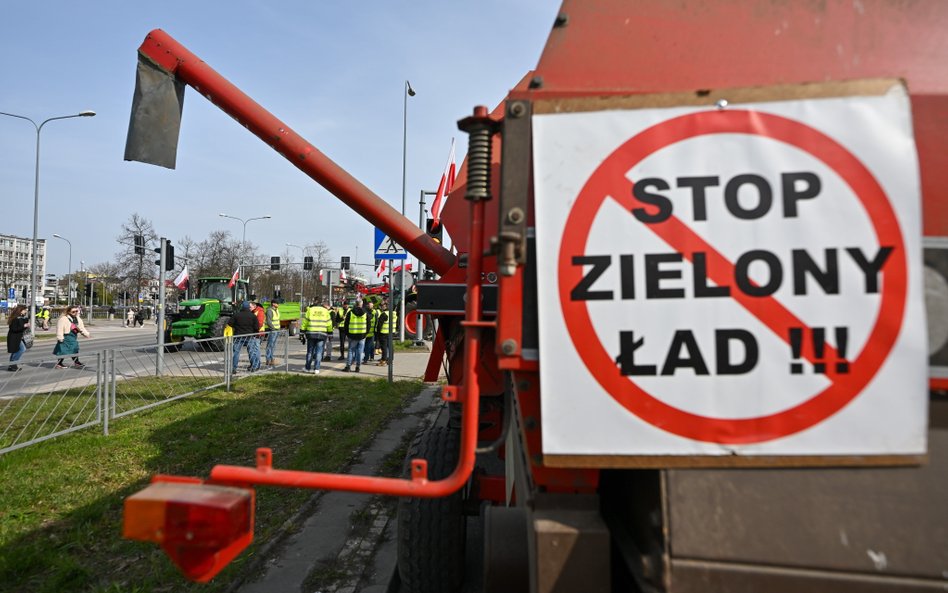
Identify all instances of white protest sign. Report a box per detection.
[533,82,927,459]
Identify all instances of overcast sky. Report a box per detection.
[0,1,560,278]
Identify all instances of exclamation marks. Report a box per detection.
[788,327,850,375]
[812,327,826,374]
[835,327,849,373]
[789,328,804,374]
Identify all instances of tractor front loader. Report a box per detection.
[123,2,948,592]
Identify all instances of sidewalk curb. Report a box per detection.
[234,383,444,593]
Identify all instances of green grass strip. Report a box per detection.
[0,373,423,593]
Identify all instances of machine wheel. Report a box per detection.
[396,425,465,593]
[201,317,229,352]
[287,320,299,337]
[163,329,182,353]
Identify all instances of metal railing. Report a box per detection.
[0,331,290,454]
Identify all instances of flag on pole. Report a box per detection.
[340,267,347,282]
[392,262,413,274]
[173,266,190,290]
[319,269,324,283]
[375,259,387,281]
[430,138,456,226]
[228,267,239,288]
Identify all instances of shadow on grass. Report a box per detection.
[0,373,422,593]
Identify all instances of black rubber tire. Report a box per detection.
[396,425,465,593]
[201,317,229,352]
[287,320,299,337]
[162,329,182,353]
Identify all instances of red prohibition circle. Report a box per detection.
[557,109,907,444]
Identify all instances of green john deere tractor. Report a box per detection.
[163,277,300,351]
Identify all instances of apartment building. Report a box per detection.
[0,233,47,303]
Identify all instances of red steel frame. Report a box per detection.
[133,29,486,498]
[137,29,456,278]
[211,186,491,498]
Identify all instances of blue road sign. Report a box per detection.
[374,228,408,260]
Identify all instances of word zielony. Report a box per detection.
[572,171,893,301]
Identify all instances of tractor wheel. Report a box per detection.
[163,329,182,353]
[201,317,229,352]
[396,425,465,593]
[287,320,299,337]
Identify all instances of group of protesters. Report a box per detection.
[226,296,400,375]
[227,299,283,373]
[299,297,397,374]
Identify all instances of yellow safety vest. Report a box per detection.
[305,306,332,333]
[346,311,367,334]
[366,309,378,337]
[267,307,281,330]
[379,310,398,335]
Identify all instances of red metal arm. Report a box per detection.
[136,29,456,276]
[210,188,488,497]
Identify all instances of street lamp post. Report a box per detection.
[219,212,272,289]
[0,110,95,328]
[399,80,416,342]
[52,234,72,305]
[286,243,305,309]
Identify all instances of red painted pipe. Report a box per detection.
[210,190,487,497]
[137,29,456,276]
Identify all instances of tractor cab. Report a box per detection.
[195,277,249,314]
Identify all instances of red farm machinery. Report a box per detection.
[122,1,948,591]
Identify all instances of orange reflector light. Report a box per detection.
[123,481,255,582]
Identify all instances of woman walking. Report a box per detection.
[6,305,30,372]
[54,305,91,369]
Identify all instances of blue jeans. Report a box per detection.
[9,340,25,363]
[248,338,261,370]
[363,336,375,362]
[306,334,326,370]
[347,338,365,367]
[233,337,261,372]
[265,331,279,363]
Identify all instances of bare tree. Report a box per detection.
[191,230,241,277]
[115,213,158,304]
[88,261,123,306]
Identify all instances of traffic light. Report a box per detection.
[303,256,314,271]
[85,283,93,298]
[134,234,145,255]
[341,256,350,270]
[425,218,443,244]
[154,239,174,270]
[271,256,281,271]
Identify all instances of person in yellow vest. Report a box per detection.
[376,298,398,365]
[303,298,332,374]
[264,300,281,366]
[342,298,369,372]
[38,307,51,331]
[362,301,378,364]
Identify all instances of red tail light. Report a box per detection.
[123,479,255,582]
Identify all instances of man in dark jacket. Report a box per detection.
[228,301,261,373]
[342,299,369,372]
[335,302,350,360]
